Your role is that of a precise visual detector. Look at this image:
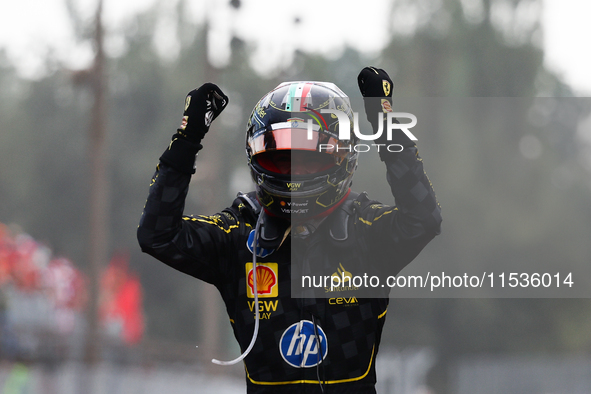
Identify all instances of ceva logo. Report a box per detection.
[279,320,328,368]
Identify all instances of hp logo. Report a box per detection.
[279,320,328,368]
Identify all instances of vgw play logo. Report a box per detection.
[279,320,328,368]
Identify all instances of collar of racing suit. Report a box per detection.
[257,190,361,248]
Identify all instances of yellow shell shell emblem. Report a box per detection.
[246,263,278,298]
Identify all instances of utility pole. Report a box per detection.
[84,0,108,373]
[199,19,224,372]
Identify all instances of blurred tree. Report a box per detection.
[367,0,591,392]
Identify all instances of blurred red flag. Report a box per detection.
[100,253,144,345]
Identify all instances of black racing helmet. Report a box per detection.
[246,81,359,220]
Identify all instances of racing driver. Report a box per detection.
[137,67,442,393]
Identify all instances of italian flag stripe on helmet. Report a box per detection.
[284,82,313,111]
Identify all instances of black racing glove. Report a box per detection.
[177,83,229,144]
[160,83,229,173]
[358,67,414,161]
[358,66,393,98]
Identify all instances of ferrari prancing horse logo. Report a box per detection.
[382,80,391,97]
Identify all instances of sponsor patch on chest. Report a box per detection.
[245,262,278,298]
[279,320,328,368]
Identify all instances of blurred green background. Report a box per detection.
[1,0,591,392]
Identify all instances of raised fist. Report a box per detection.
[357,67,393,98]
[178,83,229,143]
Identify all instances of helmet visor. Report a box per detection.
[247,121,341,156]
[255,150,336,176]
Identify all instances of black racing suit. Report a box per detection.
[137,145,442,393]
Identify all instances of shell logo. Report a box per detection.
[246,263,278,298]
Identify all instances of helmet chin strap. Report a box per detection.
[211,211,265,366]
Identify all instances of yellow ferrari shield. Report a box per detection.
[382,80,391,97]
